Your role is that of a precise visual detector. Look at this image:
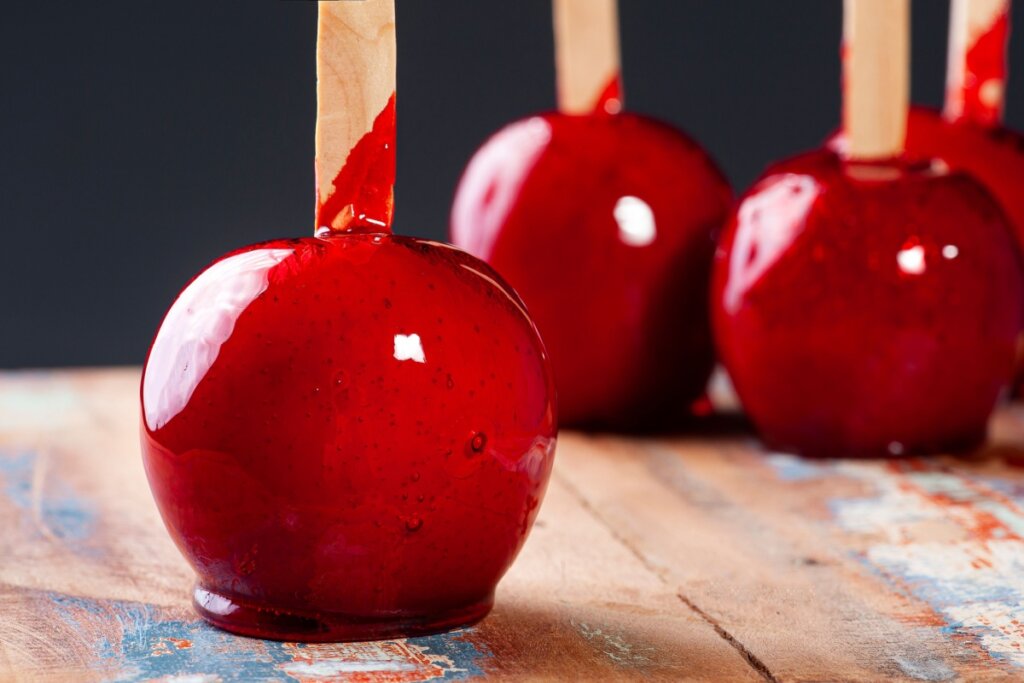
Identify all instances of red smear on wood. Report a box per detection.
[892,461,1024,545]
[316,93,397,234]
[592,73,623,115]
[901,611,950,628]
[956,10,1009,126]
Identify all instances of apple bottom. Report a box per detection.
[192,583,493,642]
[756,422,989,461]
[728,334,1002,460]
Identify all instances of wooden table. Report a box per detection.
[2,369,1024,681]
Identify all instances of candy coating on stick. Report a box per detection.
[945,0,1010,125]
[553,0,623,115]
[843,0,910,160]
[315,0,397,233]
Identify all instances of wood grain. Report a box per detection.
[5,369,1024,680]
[843,0,910,160]
[0,370,754,682]
[553,0,622,115]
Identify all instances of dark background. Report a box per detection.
[3,1,1023,368]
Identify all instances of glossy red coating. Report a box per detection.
[905,109,1024,395]
[829,109,1024,392]
[451,112,732,430]
[831,107,1024,247]
[903,107,1024,246]
[712,149,1024,458]
[141,234,557,641]
[593,73,624,115]
[316,94,397,233]
[953,8,1008,126]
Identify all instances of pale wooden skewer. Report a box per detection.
[553,0,623,115]
[843,0,910,160]
[315,0,397,232]
[945,0,1010,124]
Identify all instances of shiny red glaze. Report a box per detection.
[316,95,397,233]
[904,107,1024,246]
[712,149,1024,458]
[141,234,557,641]
[830,109,1024,394]
[905,109,1024,395]
[953,8,1008,126]
[593,74,624,115]
[830,107,1024,246]
[451,112,732,430]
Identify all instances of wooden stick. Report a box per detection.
[553,0,623,115]
[315,0,397,234]
[843,0,910,160]
[945,0,1010,125]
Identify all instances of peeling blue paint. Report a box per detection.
[0,450,97,545]
[823,461,1024,668]
[45,592,489,682]
[765,453,833,481]
[409,631,489,679]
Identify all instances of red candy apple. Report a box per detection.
[142,234,556,641]
[451,0,731,430]
[828,0,1024,393]
[713,0,1024,458]
[830,1,1024,243]
[140,1,556,642]
[712,150,1023,457]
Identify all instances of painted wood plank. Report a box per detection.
[0,369,758,682]
[559,411,1024,682]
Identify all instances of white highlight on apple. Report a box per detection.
[143,248,294,431]
[614,196,657,247]
[394,334,426,364]
[724,175,821,314]
[897,245,926,275]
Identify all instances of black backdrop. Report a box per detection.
[3,1,1022,368]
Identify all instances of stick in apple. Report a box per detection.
[945,0,1010,125]
[553,0,623,115]
[315,0,397,233]
[843,0,911,160]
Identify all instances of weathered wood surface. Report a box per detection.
[3,369,1024,681]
